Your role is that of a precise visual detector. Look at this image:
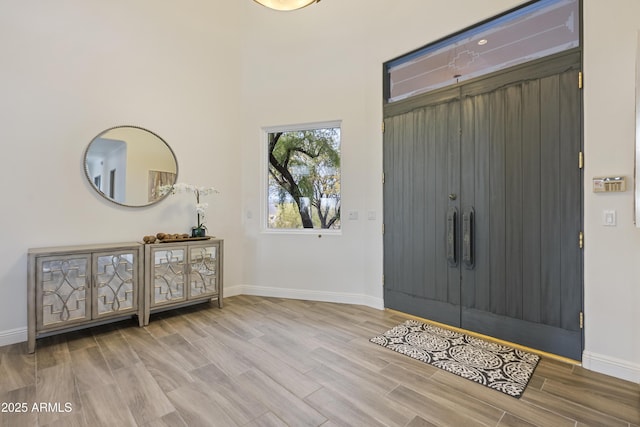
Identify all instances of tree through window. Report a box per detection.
[267,123,341,230]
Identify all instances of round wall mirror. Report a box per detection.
[84,126,178,207]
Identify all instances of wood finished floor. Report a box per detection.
[1,295,638,427]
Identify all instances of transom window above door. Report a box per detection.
[385,0,580,103]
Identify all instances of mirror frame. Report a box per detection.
[83,125,179,208]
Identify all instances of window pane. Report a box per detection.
[387,0,580,102]
[267,126,341,230]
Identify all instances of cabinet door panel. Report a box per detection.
[188,245,218,298]
[37,255,91,330]
[151,247,187,306]
[94,251,138,318]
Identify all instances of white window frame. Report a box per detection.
[261,120,342,235]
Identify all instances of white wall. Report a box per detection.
[1,0,638,383]
[582,0,640,382]
[237,0,523,306]
[0,0,244,342]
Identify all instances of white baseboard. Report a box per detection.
[0,327,27,347]
[224,284,384,310]
[582,350,640,383]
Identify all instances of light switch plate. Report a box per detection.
[603,210,616,226]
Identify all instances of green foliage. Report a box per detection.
[268,127,341,229]
[269,203,303,229]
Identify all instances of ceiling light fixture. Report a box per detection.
[253,0,320,11]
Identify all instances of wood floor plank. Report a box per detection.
[34,335,71,370]
[35,362,82,426]
[496,412,539,426]
[156,310,209,343]
[429,370,577,427]
[188,319,321,399]
[297,314,362,344]
[243,411,289,427]
[191,336,253,377]
[259,314,336,347]
[112,362,175,426]
[305,363,415,426]
[39,411,87,427]
[309,347,399,395]
[68,346,115,394]
[571,364,640,392]
[144,316,179,339]
[166,382,239,427]
[256,317,320,352]
[189,362,232,384]
[304,387,388,427]
[156,333,209,371]
[378,361,440,391]
[249,332,321,374]
[189,363,271,425]
[570,364,640,405]
[0,385,38,427]
[93,328,142,372]
[241,343,322,398]
[0,343,35,393]
[235,368,327,427]
[323,337,407,371]
[521,386,630,427]
[387,383,504,427]
[524,372,545,391]
[301,303,386,339]
[120,330,195,393]
[7,296,640,427]
[63,329,98,352]
[540,377,640,425]
[81,383,138,427]
[405,415,439,427]
[215,304,272,322]
[137,411,188,427]
[212,312,265,340]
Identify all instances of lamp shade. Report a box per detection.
[253,0,319,11]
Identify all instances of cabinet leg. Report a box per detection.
[28,337,35,354]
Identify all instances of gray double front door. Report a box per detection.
[383,53,583,360]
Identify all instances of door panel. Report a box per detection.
[559,70,583,332]
[505,85,524,320]
[540,74,563,328]
[383,54,583,360]
[521,79,542,324]
[94,251,137,318]
[460,94,490,312]
[383,96,461,326]
[459,68,582,359]
[488,88,508,317]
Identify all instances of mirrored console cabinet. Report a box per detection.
[27,239,223,352]
[144,239,223,326]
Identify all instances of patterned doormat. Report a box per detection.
[370,320,540,398]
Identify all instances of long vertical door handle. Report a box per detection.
[462,208,474,268]
[446,207,457,266]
